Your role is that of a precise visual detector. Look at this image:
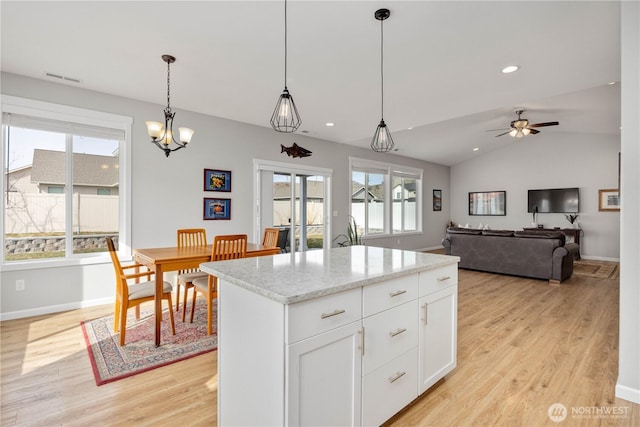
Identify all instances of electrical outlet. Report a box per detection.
[16,279,25,291]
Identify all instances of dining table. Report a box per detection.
[133,242,281,346]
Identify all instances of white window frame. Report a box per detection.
[1,95,132,271]
[349,157,423,238]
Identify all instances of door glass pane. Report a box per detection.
[4,127,66,261]
[403,178,417,231]
[72,135,119,254]
[351,171,366,237]
[305,175,324,251]
[273,173,292,253]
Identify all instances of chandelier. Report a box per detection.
[145,55,194,157]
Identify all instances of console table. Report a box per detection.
[524,227,582,259]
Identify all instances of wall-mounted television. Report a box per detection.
[527,188,579,213]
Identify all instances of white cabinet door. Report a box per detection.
[287,321,362,427]
[418,285,458,394]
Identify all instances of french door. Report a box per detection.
[254,160,332,253]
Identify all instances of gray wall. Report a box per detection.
[451,132,621,260]
[0,72,450,318]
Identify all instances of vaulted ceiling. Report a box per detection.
[0,1,621,166]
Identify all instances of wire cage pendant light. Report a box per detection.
[270,0,302,133]
[145,54,194,157]
[371,8,394,153]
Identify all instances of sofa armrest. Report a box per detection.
[441,237,452,255]
[551,246,573,282]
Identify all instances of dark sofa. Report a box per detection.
[441,227,577,283]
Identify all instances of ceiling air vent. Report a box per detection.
[45,72,81,83]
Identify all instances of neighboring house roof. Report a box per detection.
[30,149,118,187]
[351,187,380,202]
[393,181,417,193]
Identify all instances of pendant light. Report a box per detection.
[145,55,194,157]
[371,8,394,153]
[270,0,302,133]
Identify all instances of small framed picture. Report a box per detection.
[433,189,442,211]
[204,169,231,192]
[204,198,231,220]
[598,189,620,212]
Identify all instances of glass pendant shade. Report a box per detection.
[146,121,164,139]
[178,127,195,143]
[270,87,302,132]
[371,119,395,152]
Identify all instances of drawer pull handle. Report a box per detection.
[437,275,451,282]
[389,289,407,297]
[320,309,346,319]
[388,371,406,383]
[389,328,407,338]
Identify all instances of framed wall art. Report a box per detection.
[469,191,506,216]
[204,198,231,220]
[204,169,231,192]
[433,189,442,211]
[598,189,620,212]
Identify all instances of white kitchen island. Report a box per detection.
[200,245,459,427]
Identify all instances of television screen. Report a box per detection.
[528,188,579,213]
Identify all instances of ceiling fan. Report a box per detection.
[489,109,559,138]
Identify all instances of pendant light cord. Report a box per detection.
[380,17,384,120]
[284,0,288,89]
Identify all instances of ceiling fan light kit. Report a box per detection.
[270,0,302,133]
[493,109,559,138]
[145,54,194,157]
[371,8,395,153]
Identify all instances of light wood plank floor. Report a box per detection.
[2,263,638,426]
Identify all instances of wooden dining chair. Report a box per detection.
[176,228,208,321]
[262,227,280,248]
[190,234,247,335]
[105,237,175,346]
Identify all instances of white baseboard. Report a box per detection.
[0,297,113,321]
[615,383,640,404]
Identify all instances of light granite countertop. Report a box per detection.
[200,246,459,305]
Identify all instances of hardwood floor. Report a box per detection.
[2,263,638,426]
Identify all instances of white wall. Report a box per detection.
[451,132,621,260]
[617,0,640,404]
[0,72,450,318]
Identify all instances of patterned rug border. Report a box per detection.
[573,260,619,280]
[81,303,217,386]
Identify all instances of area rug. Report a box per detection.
[81,301,216,386]
[573,260,619,280]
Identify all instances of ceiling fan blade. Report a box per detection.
[486,128,510,132]
[528,128,540,134]
[494,131,512,137]
[528,121,559,128]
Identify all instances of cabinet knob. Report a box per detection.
[320,309,346,319]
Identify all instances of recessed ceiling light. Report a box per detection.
[608,81,617,85]
[408,127,414,130]
[473,147,480,152]
[501,65,519,74]
[325,122,335,127]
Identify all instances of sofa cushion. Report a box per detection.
[482,229,514,237]
[447,227,482,235]
[514,230,566,244]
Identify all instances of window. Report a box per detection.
[350,157,422,237]
[2,96,132,266]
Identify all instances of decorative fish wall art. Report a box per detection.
[281,143,312,158]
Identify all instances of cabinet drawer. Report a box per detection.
[362,347,418,427]
[362,300,418,374]
[286,287,362,343]
[419,264,458,296]
[363,274,418,318]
